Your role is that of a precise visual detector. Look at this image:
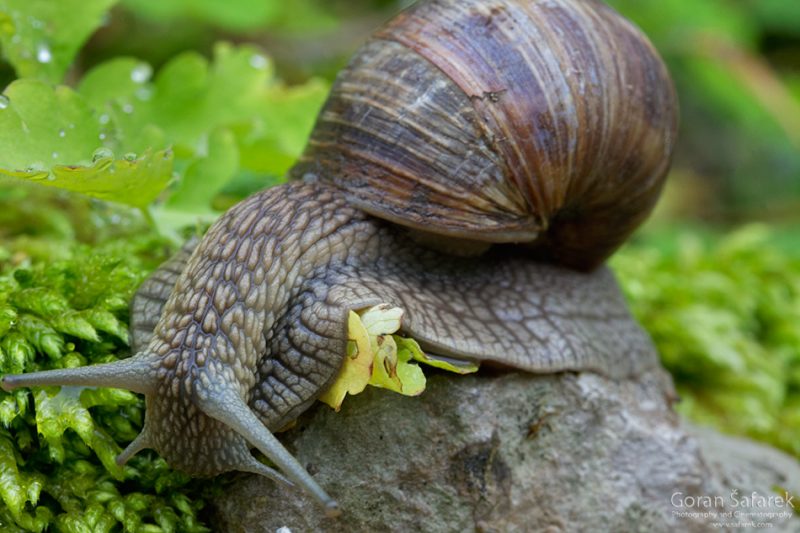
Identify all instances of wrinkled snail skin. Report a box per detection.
[0,0,677,514]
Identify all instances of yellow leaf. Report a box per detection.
[317,311,373,411]
[368,334,403,392]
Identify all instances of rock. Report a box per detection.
[211,368,800,532]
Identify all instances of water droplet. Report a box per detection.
[99,133,107,140]
[249,54,268,69]
[51,151,59,159]
[92,147,113,162]
[29,17,44,29]
[122,103,134,114]
[0,95,8,110]
[58,129,66,138]
[135,87,153,101]
[36,43,52,64]
[98,113,110,125]
[124,152,137,161]
[130,63,152,84]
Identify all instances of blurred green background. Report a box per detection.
[0,0,797,531]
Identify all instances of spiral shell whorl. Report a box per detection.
[292,0,678,269]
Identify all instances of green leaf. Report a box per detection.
[398,337,480,375]
[44,149,173,209]
[0,80,102,169]
[0,80,174,207]
[78,57,153,110]
[88,43,274,152]
[0,0,118,83]
[69,43,328,221]
[239,79,329,177]
[166,128,239,211]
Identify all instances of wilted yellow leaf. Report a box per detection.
[317,311,373,411]
[320,303,476,410]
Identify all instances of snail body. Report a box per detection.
[1,0,678,514]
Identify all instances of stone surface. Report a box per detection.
[211,368,800,532]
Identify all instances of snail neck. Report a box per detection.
[146,181,385,420]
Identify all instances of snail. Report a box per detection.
[1,0,677,516]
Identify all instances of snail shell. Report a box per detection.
[292,0,678,270]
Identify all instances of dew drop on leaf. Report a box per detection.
[36,44,52,64]
[51,152,58,159]
[249,54,268,69]
[58,129,66,138]
[92,147,113,162]
[122,103,134,114]
[130,63,152,84]
[135,87,153,101]
[98,114,110,125]
[99,133,106,140]
[0,95,8,110]
[124,153,137,161]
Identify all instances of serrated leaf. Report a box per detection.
[0,80,174,207]
[75,43,328,219]
[40,149,173,209]
[94,43,274,151]
[0,0,118,84]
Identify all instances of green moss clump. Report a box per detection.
[0,186,214,532]
[613,224,800,458]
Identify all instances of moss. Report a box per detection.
[0,185,211,532]
[613,224,800,459]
